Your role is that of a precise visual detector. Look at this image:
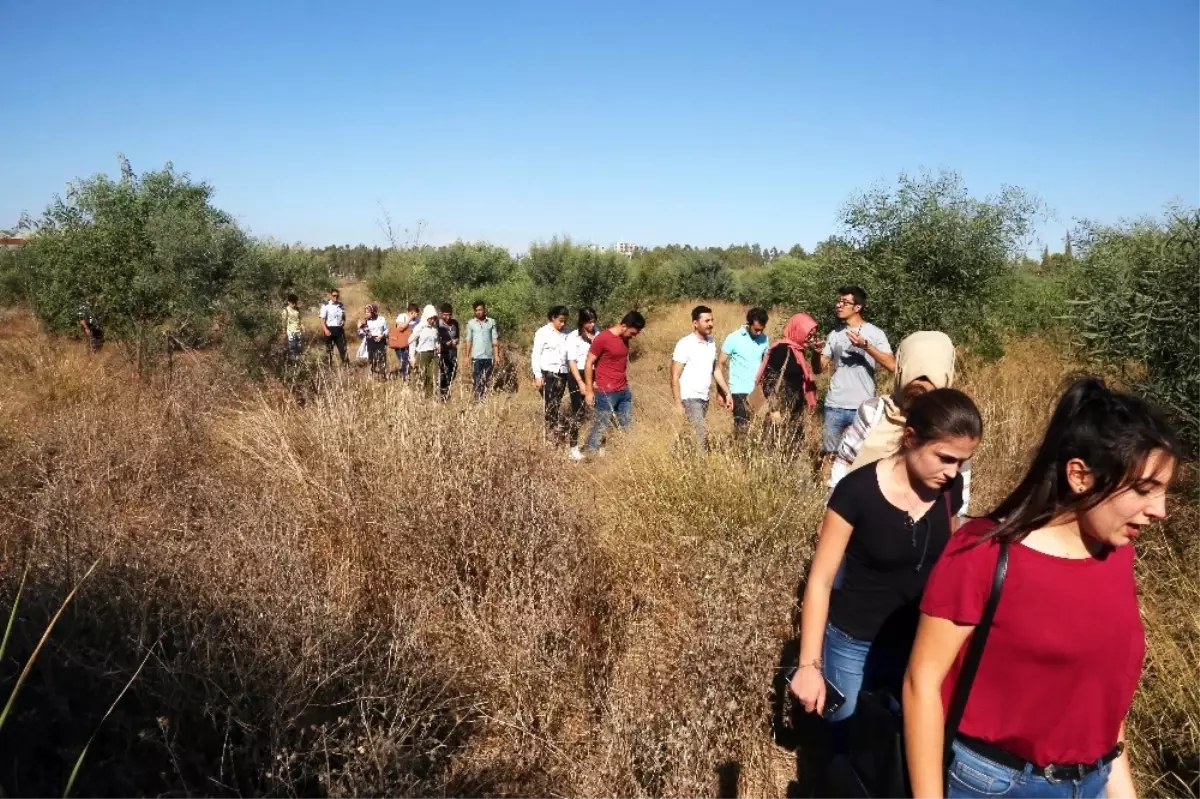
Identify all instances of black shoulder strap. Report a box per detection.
[944,541,1010,765]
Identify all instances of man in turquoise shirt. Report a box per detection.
[463,300,500,401]
[720,307,769,436]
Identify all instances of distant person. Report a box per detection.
[281,294,303,360]
[531,306,571,441]
[789,389,982,756]
[464,300,500,401]
[671,305,733,451]
[905,379,1179,799]
[821,285,894,461]
[412,304,441,398]
[76,305,104,353]
[361,303,388,378]
[754,313,822,434]
[831,331,971,513]
[581,311,646,457]
[319,289,348,365]
[720,307,770,437]
[566,307,599,461]
[389,311,413,379]
[436,303,461,401]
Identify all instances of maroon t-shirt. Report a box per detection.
[921,518,1144,767]
[589,329,630,392]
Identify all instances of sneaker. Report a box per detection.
[568,447,585,462]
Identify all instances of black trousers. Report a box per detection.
[566,373,588,447]
[324,327,348,364]
[439,355,458,401]
[732,393,752,436]
[541,372,568,439]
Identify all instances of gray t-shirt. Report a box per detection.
[465,317,498,360]
[822,322,892,410]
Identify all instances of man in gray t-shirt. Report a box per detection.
[820,285,895,455]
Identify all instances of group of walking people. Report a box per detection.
[288,283,1179,799]
[294,290,500,402]
[751,300,1181,798]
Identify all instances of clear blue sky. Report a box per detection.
[3,0,1197,252]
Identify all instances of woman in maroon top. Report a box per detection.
[904,378,1181,799]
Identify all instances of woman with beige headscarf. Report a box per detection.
[828,331,971,514]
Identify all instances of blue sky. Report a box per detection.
[2,0,1196,252]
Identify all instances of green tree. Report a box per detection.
[665,251,734,300]
[840,169,1041,351]
[1072,209,1199,449]
[18,157,317,370]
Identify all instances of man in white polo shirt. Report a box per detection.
[671,305,733,451]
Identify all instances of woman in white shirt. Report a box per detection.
[360,303,389,378]
[531,306,571,441]
[411,304,441,398]
[565,307,598,461]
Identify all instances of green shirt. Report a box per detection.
[465,317,498,360]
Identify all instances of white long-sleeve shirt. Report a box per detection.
[365,316,388,338]
[565,329,592,373]
[531,323,569,378]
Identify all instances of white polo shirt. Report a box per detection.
[672,333,717,401]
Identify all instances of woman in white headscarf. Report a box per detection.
[412,304,441,398]
[829,331,971,514]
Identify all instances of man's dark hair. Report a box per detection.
[407,302,420,313]
[746,307,769,326]
[472,299,486,310]
[691,305,712,322]
[620,310,646,330]
[838,285,867,309]
[439,302,453,314]
[286,293,298,304]
[548,305,569,320]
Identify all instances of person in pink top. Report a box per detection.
[904,377,1181,799]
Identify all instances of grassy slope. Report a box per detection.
[0,299,1194,797]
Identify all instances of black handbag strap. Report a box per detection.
[943,540,1010,765]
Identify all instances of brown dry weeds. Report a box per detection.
[0,302,1194,797]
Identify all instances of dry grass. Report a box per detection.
[0,301,1194,797]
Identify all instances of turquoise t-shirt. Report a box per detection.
[721,326,769,395]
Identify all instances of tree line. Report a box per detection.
[1,158,1195,448]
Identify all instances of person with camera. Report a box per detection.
[789,389,982,757]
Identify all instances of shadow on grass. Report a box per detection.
[0,564,484,797]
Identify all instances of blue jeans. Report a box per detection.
[947,739,1112,799]
[472,358,494,400]
[393,346,410,378]
[823,406,858,453]
[585,388,633,451]
[821,622,907,748]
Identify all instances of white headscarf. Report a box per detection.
[422,304,438,324]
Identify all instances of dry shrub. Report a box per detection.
[0,306,1194,798]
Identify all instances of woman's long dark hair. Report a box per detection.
[577,307,598,340]
[984,377,1180,543]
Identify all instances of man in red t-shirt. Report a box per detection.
[578,311,645,458]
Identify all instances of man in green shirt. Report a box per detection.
[463,300,500,401]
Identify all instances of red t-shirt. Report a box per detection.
[589,329,630,392]
[921,518,1144,767]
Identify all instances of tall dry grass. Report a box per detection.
[0,301,1194,797]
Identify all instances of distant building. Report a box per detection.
[0,236,24,250]
[616,241,638,258]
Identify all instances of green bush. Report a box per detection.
[1072,210,1200,449]
[665,251,734,300]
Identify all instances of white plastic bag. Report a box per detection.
[356,339,369,362]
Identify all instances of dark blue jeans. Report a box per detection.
[585,388,633,451]
[472,358,494,400]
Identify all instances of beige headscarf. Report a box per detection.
[849,331,956,469]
